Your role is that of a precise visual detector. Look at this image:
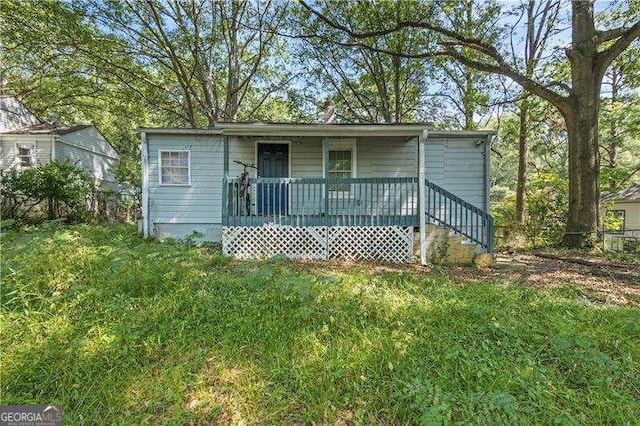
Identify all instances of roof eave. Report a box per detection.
[140,124,496,139]
[138,127,223,136]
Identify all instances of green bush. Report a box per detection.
[1,161,92,221]
[491,172,568,249]
[523,172,568,247]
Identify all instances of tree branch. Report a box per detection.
[299,0,572,116]
[597,26,633,44]
[597,20,640,74]
[444,49,572,114]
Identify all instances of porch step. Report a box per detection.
[414,225,480,265]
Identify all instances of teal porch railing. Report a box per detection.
[223,177,419,227]
[222,177,494,253]
[425,180,494,253]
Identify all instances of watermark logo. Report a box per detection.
[0,405,62,426]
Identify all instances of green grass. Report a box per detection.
[1,224,639,424]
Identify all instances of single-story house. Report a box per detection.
[140,123,495,264]
[602,184,640,251]
[0,96,119,188]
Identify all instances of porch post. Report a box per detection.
[140,132,150,238]
[223,135,229,178]
[323,136,330,222]
[222,135,229,225]
[419,130,427,265]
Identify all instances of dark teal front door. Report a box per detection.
[257,143,288,215]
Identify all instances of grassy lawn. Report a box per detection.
[1,224,639,424]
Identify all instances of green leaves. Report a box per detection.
[1,160,93,221]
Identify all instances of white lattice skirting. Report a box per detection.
[223,226,327,260]
[223,226,414,262]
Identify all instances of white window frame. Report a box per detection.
[323,139,357,197]
[158,150,191,186]
[16,143,36,168]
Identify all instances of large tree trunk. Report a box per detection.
[463,67,475,130]
[575,87,602,247]
[561,1,602,248]
[562,110,581,247]
[563,102,601,248]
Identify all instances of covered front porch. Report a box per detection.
[217,124,494,263]
[221,176,493,262]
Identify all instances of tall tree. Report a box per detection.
[514,0,561,222]
[427,0,504,130]
[295,0,431,123]
[83,0,293,126]
[300,0,640,248]
[0,0,148,157]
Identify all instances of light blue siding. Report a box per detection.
[426,137,487,211]
[146,133,489,242]
[228,137,257,177]
[147,134,224,240]
[359,137,418,178]
[292,138,323,177]
[424,136,488,240]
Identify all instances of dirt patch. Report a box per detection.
[447,253,640,306]
[283,254,640,306]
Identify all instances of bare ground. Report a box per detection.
[446,252,640,306]
[289,252,640,307]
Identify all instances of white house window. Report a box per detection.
[159,150,190,185]
[325,139,356,194]
[17,144,36,168]
[328,150,353,192]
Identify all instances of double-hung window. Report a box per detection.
[325,139,356,194]
[17,143,36,168]
[328,150,353,192]
[159,150,190,185]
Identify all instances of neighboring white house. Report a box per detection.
[140,124,495,264]
[0,95,40,131]
[0,96,119,188]
[602,184,640,251]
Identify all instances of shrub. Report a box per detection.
[491,172,568,249]
[0,161,92,221]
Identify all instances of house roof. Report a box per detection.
[140,123,496,139]
[601,184,640,202]
[2,123,93,135]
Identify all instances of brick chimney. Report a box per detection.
[322,100,336,124]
